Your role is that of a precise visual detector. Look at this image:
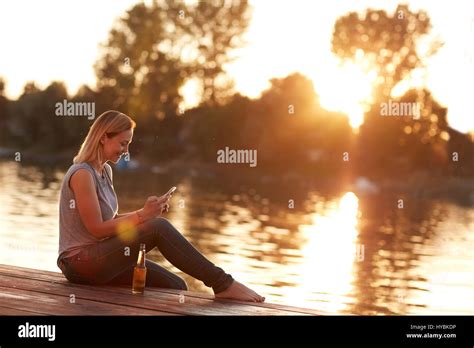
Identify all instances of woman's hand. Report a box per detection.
[138,189,175,222]
[160,201,170,214]
[156,189,176,215]
[140,195,169,221]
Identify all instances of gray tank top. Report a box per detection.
[58,162,118,258]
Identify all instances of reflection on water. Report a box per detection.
[288,192,360,313]
[0,160,473,314]
[0,162,61,270]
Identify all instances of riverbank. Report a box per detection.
[1,146,472,205]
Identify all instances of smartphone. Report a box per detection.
[166,186,177,196]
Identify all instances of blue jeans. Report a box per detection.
[57,217,234,294]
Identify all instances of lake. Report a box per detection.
[0,159,473,314]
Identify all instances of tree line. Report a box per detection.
[0,1,471,177]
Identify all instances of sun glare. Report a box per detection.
[286,192,361,312]
[316,60,377,129]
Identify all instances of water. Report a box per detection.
[0,160,473,314]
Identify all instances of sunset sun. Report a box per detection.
[315,60,377,129]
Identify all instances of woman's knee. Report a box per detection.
[147,217,172,231]
[148,217,180,240]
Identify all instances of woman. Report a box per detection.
[57,110,265,303]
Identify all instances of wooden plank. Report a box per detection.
[0,305,44,315]
[1,270,309,316]
[155,288,327,316]
[0,264,320,315]
[0,283,174,316]
[0,285,173,316]
[0,272,301,316]
[0,275,185,316]
[0,264,323,315]
[0,264,62,277]
[0,286,181,315]
[0,264,324,315]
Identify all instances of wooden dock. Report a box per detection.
[0,264,324,316]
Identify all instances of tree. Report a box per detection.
[179,73,351,170]
[0,77,9,146]
[94,0,252,121]
[94,0,184,121]
[332,4,448,175]
[332,4,442,101]
[8,82,43,147]
[9,81,69,151]
[254,73,351,169]
[182,0,252,105]
[94,0,252,162]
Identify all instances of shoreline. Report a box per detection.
[1,146,472,204]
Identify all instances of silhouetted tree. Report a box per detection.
[180,73,352,171]
[95,1,183,121]
[332,4,449,176]
[183,0,252,105]
[9,81,70,151]
[95,0,251,120]
[0,78,9,146]
[8,82,43,147]
[254,73,351,169]
[332,4,442,101]
[94,0,251,162]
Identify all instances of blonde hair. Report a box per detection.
[73,110,136,165]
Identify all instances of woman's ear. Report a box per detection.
[100,134,107,145]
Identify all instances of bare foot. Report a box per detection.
[215,280,265,303]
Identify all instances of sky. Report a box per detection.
[0,0,473,132]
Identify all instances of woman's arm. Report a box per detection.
[115,212,135,218]
[70,169,163,239]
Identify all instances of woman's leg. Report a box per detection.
[60,217,264,301]
[137,217,235,294]
[62,217,232,293]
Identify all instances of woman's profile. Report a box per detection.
[57,110,265,303]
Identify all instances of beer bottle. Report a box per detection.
[132,243,147,294]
